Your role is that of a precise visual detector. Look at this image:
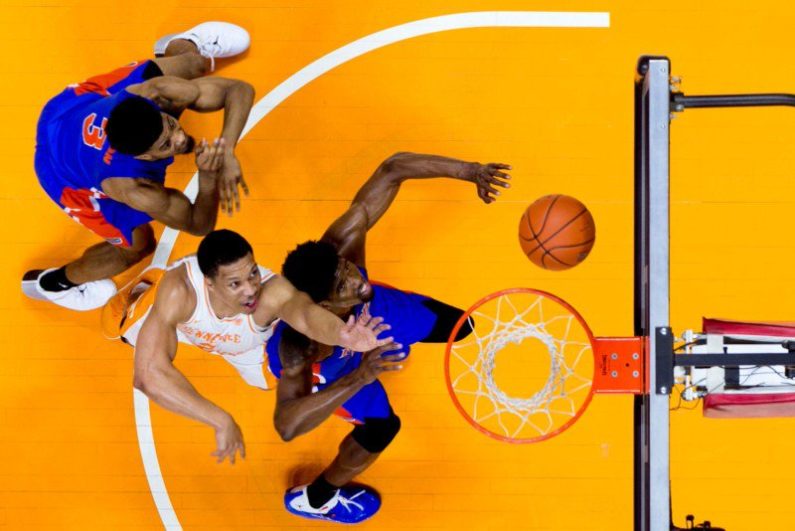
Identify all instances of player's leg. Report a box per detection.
[23,223,155,311]
[64,223,155,284]
[321,413,400,486]
[418,296,474,343]
[284,382,399,523]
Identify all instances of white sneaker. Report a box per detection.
[22,269,117,311]
[154,21,250,71]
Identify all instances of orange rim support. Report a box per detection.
[592,337,645,394]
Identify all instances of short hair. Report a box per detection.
[197,230,254,279]
[106,96,163,155]
[281,240,339,302]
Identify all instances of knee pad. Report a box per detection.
[351,411,401,453]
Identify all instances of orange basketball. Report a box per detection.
[518,194,596,271]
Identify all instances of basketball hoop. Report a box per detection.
[445,288,644,443]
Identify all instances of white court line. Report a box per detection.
[138,11,610,529]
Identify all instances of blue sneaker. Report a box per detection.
[284,483,381,524]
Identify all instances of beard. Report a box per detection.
[180,135,196,154]
[359,284,374,303]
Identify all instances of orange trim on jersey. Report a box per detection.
[72,61,143,97]
[59,188,130,247]
[334,406,361,425]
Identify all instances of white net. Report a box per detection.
[446,289,595,442]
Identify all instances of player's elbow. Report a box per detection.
[133,368,161,398]
[133,371,151,394]
[187,224,214,237]
[274,417,297,442]
[378,152,414,179]
[185,216,216,237]
[277,427,296,442]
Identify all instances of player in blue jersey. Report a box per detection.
[266,152,511,523]
[22,22,255,311]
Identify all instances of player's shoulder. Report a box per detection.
[278,326,316,370]
[152,264,196,323]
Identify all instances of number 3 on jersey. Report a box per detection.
[82,113,108,150]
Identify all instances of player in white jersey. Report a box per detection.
[102,229,391,464]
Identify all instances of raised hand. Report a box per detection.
[354,341,406,385]
[218,152,249,216]
[338,309,393,352]
[195,137,225,174]
[462,162,511,204]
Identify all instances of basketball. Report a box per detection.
[518,194,596,271]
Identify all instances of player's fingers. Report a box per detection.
[367,316,384,329]
[486,177,510,189]
[381,352,406,362]
[488,174,511,186]
[374,323,391,335]
[240,175,250,196]
[373,336,395,349]
[483,183,501,196]
[227,181,237,213]
[239,442,246,459]
[489,163,512,170]
[218,186,229,215]
[225,183,235,216]
[477,187,489,204]
[376,342,401,355]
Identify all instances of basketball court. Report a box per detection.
[4,1,795,529]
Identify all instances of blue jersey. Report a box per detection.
[34,61,173,246]
[267,267,440,423]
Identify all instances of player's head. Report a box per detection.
[106,96,196,160]
[281,240,373,309]
[198,230,262,314]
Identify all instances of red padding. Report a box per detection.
[703,317,795,338]
[704,392,795,418]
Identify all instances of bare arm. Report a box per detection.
[129,76,255,146]
[102,138,225,236]
[274,330,403,441]
[321,152,511,265]
[259,276,392,351]
[133,269,245,464]
[130,76,255,215]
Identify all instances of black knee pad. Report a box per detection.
[351,411,401,453]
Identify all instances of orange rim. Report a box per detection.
[444,287,597,444]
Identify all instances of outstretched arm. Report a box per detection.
[321,152,511,265]
[274,330,403,441]
[260,276,392,351]
[133,270,245,464]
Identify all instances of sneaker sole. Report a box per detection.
[21,270,47,301]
